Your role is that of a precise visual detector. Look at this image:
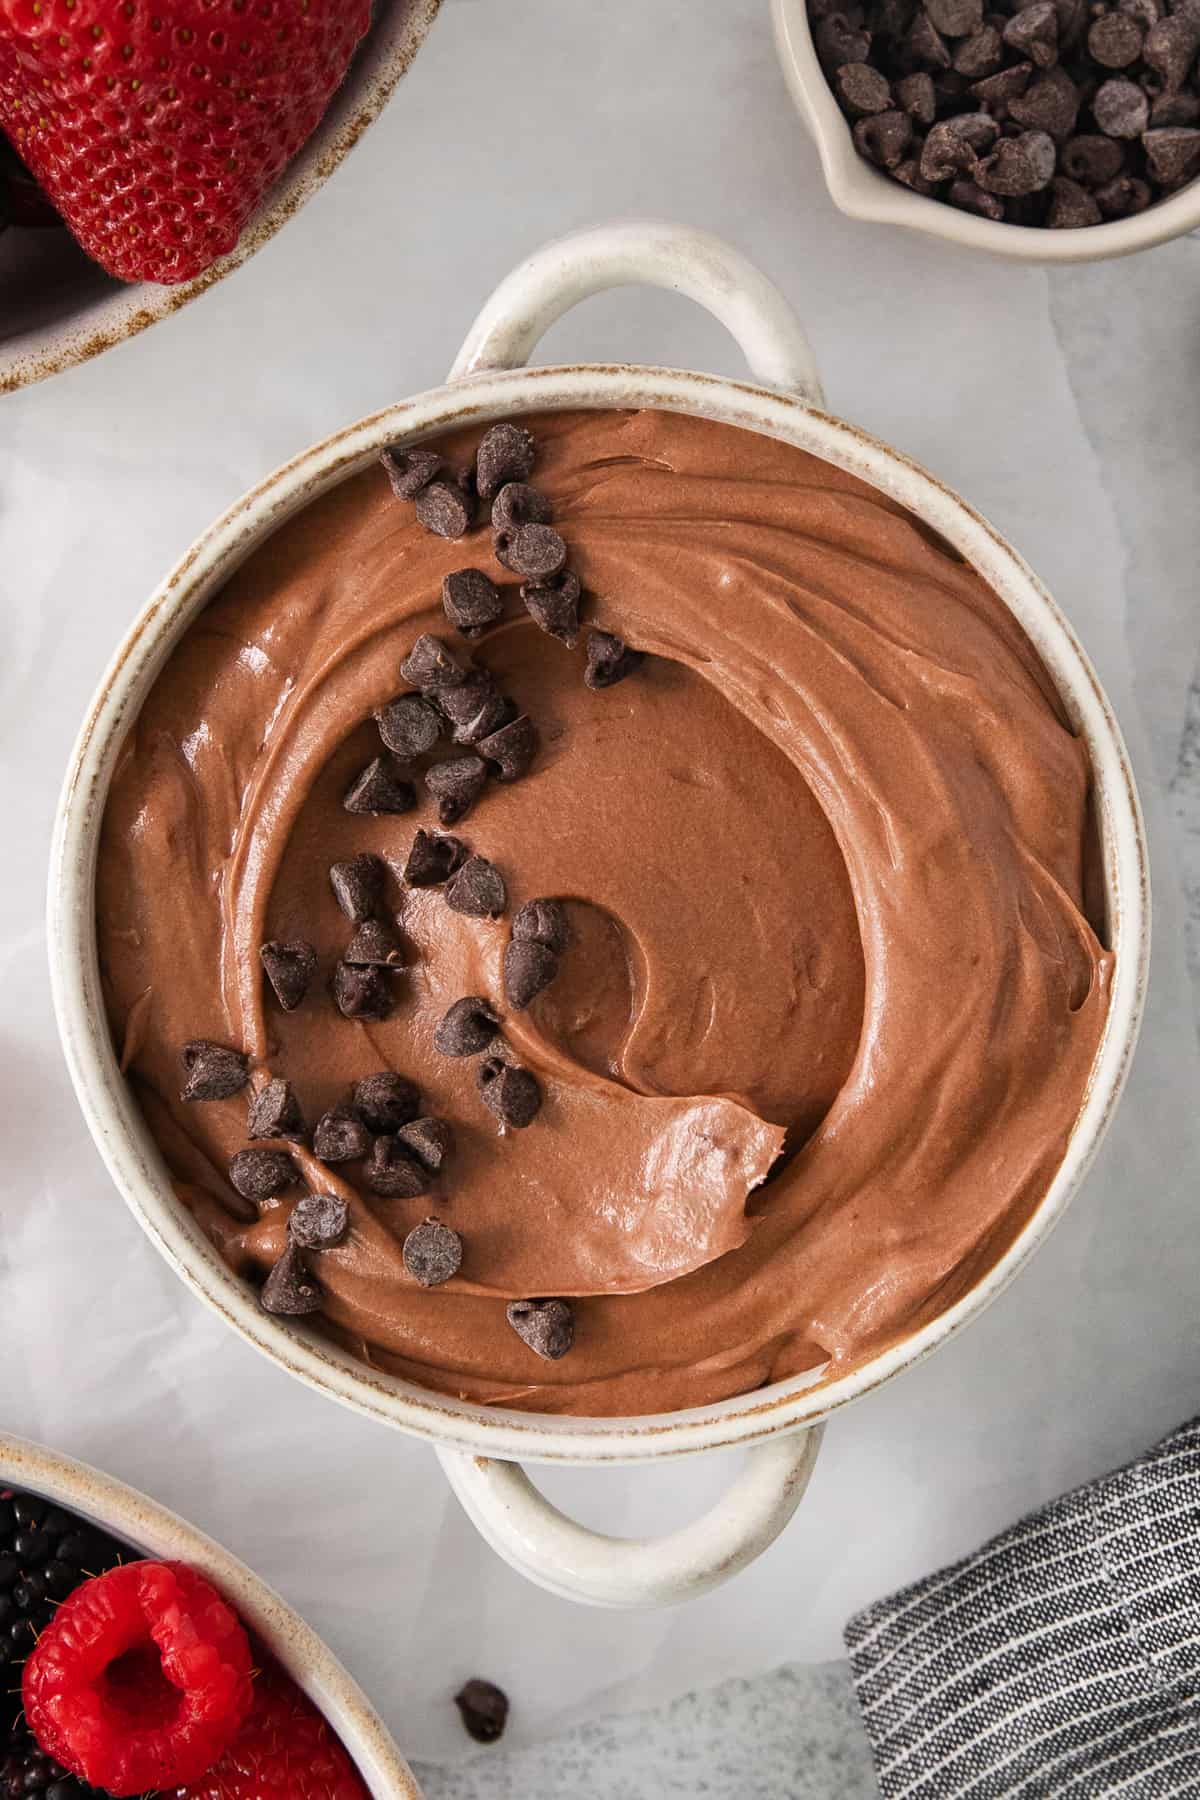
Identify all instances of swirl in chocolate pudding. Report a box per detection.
[95,409,1112,1416]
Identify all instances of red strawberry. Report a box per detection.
[0,0,371,284]
[170,1662,371,1800]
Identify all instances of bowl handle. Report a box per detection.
[447,219,824,403]
[435,1426,823,1609]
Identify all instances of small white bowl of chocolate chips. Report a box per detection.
[774,0,1200,256]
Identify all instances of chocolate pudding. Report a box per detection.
[95,408,1112,1416]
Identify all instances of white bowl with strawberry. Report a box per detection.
[0,1432,422,1798]
[0,0,441,396]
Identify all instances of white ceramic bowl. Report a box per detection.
[0,1432,421,1795]
[773,0,1200,261]
[0,0,440,395]
[49,219,1150,1610]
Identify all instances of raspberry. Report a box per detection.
[22,1562,252,1797]
[172,1663,369,1800]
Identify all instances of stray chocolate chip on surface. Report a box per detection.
[289,1192,350,1251]
[478,1056,542,1128]
[397,1116,454,1172]
[260,1243,322,1316]
[400,634,467,692]
[229,1147,296,1203]
[491,481,553,530]
[403,1217,463,1287]
[380,446,442,500]
[365,1135,429,1197]
[501,522,568,581]
[1047,173,1103,221]
[522,569,582,646]
[332,960,396,1021]
[404,828,468,887]
[1091,75,1148,135]
[313,1108,372,1163]
[855,109,914,164]
[506,1297,574,1359]
[446,854,508,917]
[415,479,472,541]
[443,568,504,637]
[455,1680,509,1745]
[478,714,537,782]
[425,754,488,825]
[377,694,442,759]
[513,897,570,953]
[503,939,559,1009]
[353,1070,420,1133]
[344,755,418,816]
[437,672,512,745]
[181,1039,248,1102]
[475,423,537,501]
[434,996,501,1057]
[836,60,893,110]
[259,940,317,1012]
[330,854,386,924]
[584,629,644,689]
[344,919,406,968]
[247,1076,305,1140]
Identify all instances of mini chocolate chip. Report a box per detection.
[478,714,537,782]
[474,422,537,500]
[377,694,442,759]
[491,481,553,530]
[1047,172,1104,220]
[344,755,418,816]
[345,919,406,968]
[404,828,469,887]
[947,176,1007,214]
[512,896,570,953]
[260,1243,322,1316]
[380,446,442,500]
[501,522,568,582]
[434,996,501,1056]
[403,1217,463,1287]
[920,112,996,177]
[896,69,938,119]
[1094,169,1154,209]
[330,854,386,924]
[584,628,644,689]
[906,8,952,62]
[522,569,582,646]
[855,109,914,163]
[503,940,559,1009]
[977,127,1057,189]
[400,634,467,692]
[455,1680,509,1745]
[836,60,894,111]
[396,1116,454,1173]
[1087,8,1144,59]
[1008,65,1080,137]
[1091,74,1148,134]
[425,755,488,825]
[181,1040,248,1102]
[247,1076,304,1141]
[971,60,1034,110]
[289,1193,350,1251]
[1143,11,1200,85]
[477,1056,542,1128]
[445,854,507,917]
[1143,122,1200,178]
[1003,0,1059,61]
[259,941,317,1012]
[415,480,472,540]
[443,568,503,637]
[313,1108,371,1162]
[953,22,1004,71]
[353,1071,421,1133]
[1150,88,1200,123]
[1061,132,1126,180]
[437,673,512,746]
[332,961,396,1021]
[229,1147,296,1202]
[506,1297,574,1359]
[365,1135,429,1198]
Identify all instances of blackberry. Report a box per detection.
[0,1726,108,1798]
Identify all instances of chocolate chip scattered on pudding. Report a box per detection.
[96,409,1111,1415]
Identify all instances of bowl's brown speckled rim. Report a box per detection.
[0,1432,422,1796]
[0,0,441,396]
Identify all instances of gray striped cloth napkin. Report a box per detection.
[845,1417,1200,1798]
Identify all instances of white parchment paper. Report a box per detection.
[2,0,1199,1767]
